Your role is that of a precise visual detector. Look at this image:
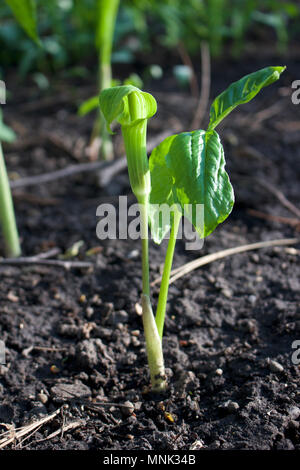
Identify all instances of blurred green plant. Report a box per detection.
[0,108,21,257]
[1,1,297,75]
[92,0,120,160]
[0,0,40,257]
[125,0,299,57]
[0,0,298,162]
[4,0,40,44]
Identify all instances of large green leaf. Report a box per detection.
[208,66,286,131]
[148,134,178,243]
[99,85,157,133]
[166,130,234,238]
[0,110,16,143]
[5,0,40,44]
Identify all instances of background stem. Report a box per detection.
[0,142,21,257]
[94,0,120,159]
[155,210,181,339]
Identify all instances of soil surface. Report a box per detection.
[0,54,299,450]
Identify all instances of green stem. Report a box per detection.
[137,176,166,392]
[94,0,120,160]
[139,193,150,297]
[121,115,166,391]
[0,142,21,257]
[155,210,181,339]
[142,294,166,392]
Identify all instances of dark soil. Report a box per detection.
[0,54,299,450]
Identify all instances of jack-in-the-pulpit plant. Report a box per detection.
[99,65,285,392]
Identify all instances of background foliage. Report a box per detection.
[0,0,299,79]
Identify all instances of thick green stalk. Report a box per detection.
[142,294,166,392]
[0,142,21,257]
[139,193,150,296]
[155,210,182,339]
[94,0,120,160]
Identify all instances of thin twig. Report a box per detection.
[177,41,199,99]
[250,101,285,129]
[151,237,299,286]
[16,423,45,448]
[14,192,61,206]
[257,179,300,219]
[248,209,300,229]
[238,100,286,128]
[10,130,174,190]
[35,248,62,259]
[0,407,63,449]
[191,41,211,130]
[10,160,107,190]
[0,255,93,270]
[58,387,136,409]
[34,420,84,444]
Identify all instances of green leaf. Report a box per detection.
[166,130,234,238]
[5,0,40,44]
[99,85,157,133]
[78,96,99,116]
[208,66,286,131]
[148,134,178,243]
[0,123,16,143]
[0,110,16,143]
[123,73,143,89]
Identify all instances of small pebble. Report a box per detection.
[135,303,142,316]
[215,368,223,376]
[268,359,284,373]
[248,295,257,305]
[222,400,240,412]
[79,294,87,303]
[190,440,204,450]
[7,291,19,303]
[221,288,232,299]
[288,406,300,420]
[127,249,139,260]
[37,392,48,404]
[86,306,94,319]
[92,294,102,306]
[134,402,142,411]
[131,336,140,347]
[131,330,140,337]
[121,401,135,417]
[251,253,259,263]
[108,310,129,325]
